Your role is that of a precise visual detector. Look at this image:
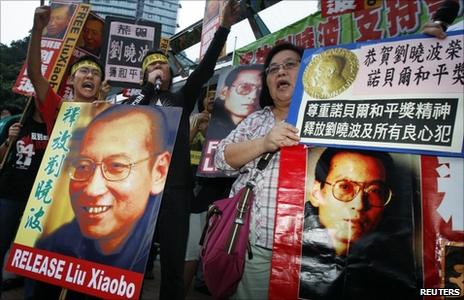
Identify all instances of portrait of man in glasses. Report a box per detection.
[34,104,172,274]
[299,147,418,300]
[207,64,262,140]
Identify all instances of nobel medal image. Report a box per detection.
[303,48,359,99]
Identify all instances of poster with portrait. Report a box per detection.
[77,12,104,57]
[101,16,162,88]
[197,64,263,177]
[269,146,464,300]
[287,30,464,157]
[200,0,225,60]
[12,3,90,97]
[6,103,181,299]
[58,13,105,101]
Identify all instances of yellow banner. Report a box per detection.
[49,4,91,91]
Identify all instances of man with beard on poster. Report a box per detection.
[300,148,418,300]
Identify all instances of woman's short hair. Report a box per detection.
[259,43,303,108]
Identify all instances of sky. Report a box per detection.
[0,0,318,59]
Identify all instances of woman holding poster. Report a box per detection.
[214,43,302,299]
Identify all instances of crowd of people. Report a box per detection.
[0,0,458,299]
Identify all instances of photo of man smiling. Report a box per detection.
[23,103,181,298]
[36,104,174,270]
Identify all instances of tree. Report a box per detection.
[0,36,30,109]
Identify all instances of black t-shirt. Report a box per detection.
[0,118,48,201]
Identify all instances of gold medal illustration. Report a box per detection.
[303,48,359,99]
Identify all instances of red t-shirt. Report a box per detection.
[37,86,62,136]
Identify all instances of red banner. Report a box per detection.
[421,156,464,298]
[7,244,143,299]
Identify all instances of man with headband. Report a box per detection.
[125,1,240,299]
[27,5,108,136]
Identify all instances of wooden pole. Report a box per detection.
[59,288,68,300]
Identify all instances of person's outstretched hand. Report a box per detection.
[422,21,447,39]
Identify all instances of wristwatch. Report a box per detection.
[433,20,448,32]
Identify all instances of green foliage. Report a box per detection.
[0,36,30,108]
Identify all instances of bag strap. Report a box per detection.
[225,152,276,254]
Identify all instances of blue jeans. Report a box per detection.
[0,197,26,296]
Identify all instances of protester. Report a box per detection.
[28,5,107,136]
[0,105,47,298]
[209,65,262,139]
[214,43,302,299]
[0,104,22,120]
[0,104,23,144]
[125,1,240,299]
[189,89,215,144]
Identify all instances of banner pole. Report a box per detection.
[59,288,68,300]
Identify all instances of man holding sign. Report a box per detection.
[126,1,240,298]
[27,5,107,136]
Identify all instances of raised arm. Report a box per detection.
[181,0,240,112]
[27,6,51,103]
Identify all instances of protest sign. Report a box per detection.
[269,146,464,299]
[76,13,104,57]
[234,0,463,65]
[59,13,105,101]
[197,64,263,177]
[6,103,181,299]
[101,17,161,88]
[287,31,464,157]
[321,0,382,18]
[199,0,225,60]
[12,3,91,96]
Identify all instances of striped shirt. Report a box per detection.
[214,107,280,249]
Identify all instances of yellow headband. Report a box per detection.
[71,60,101,76]
[142,53,169,75]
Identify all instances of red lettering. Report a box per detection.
[354,7,382,42]
[239,51,254,65]
[295,26,315,49]
[255,45,272,64]
[317,16,341,46]
[385,0,421,37]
